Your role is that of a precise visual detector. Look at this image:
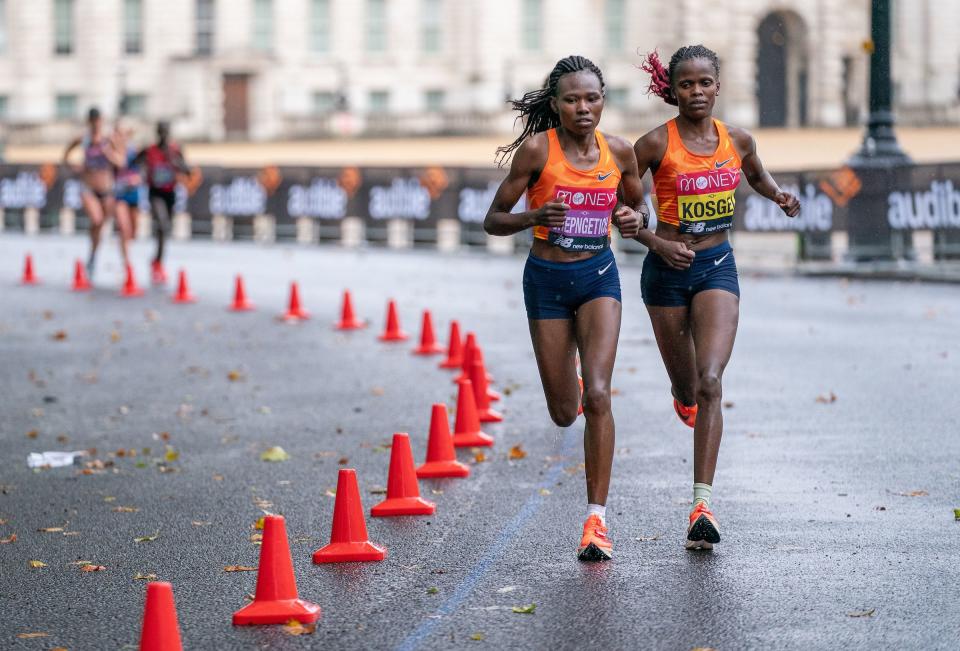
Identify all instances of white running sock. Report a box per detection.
[587,503,606,523]
[693,483,713,508]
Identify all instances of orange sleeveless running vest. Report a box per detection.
[528,128,620,252]
[653,118,741,234]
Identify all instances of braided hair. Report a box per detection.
[640,45,720,105]
[496,55,605,167]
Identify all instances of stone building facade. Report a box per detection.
[0,0,956,142]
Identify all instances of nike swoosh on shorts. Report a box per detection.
[598,261,614,275]
[714,252,731,266]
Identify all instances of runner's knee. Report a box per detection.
[696,372,722,405]
[548,403,579,428]
[581,385,611,417]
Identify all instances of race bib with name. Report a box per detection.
[676,168,740,234]
[549,185,616,251]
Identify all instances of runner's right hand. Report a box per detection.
[653,238,695,270]
[532,201,569,229]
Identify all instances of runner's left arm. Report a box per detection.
[608,135,644,238]
[733,128,800,217]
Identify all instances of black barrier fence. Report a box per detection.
[2,161,959,258]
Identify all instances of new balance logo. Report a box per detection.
[598,171,614,181]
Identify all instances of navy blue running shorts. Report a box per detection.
[641,240,740,307]
[523,247,622,320]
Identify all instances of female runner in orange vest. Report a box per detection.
[634,45,800,549]
[485,55,645,561]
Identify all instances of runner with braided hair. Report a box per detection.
[485,55,646,561]
[634,45,800,550]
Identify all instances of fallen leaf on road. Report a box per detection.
[281,619,316,636]
[249,533,263,545]
[67,560,93,565]
[227,370,246,382]
[164,446,179,462]
[113,506,139,513]
[369,487,387,495]
[636,535,661,542]
[512,603,536,614]
[370,387,385,396]
[51,330,67,341]
[508,445,527,460]
[253,517,265,530]
[338,457,349,465]
[110,330,121,343]
[427,587,439,594]
[470,633,485,641]
[497,586,518,593]
[80,564,106,572]
[815,392,837,404]
[260,446,290,462]
[134,573,158,580]
[38,527,64,533]
[134,531,160,543]
[212,474,224,481]
[538,488,551,496]
[26,429,38,439]
[472,451,487,463]
[954,509,960,521]
[16,632,49,639]
[191,521,211,527]
[324,489,336,497]
[896,490,928,497]
[431,489,444,495]
[224,565,257,572]
[847,608,876,618]
[28,560,47,568]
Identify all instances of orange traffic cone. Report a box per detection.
[412,310,444,355]
[171,269,196,304]
[21,254,39,285]
[334,290,365,330]
[120,262,144,297]
[229,275,254,311]
[279,282,309,321]
[378,299,408,341]
[371,433,436,516]
[453,333,477,383]
[233,515,321,625]
[438,320,463,369]
[475,348,501,402]
[139,581,183,651]
[452,378,494,447]
[313,469,387,563]
[71,259,91,292]
[417,403,470,478]
[470,359,503,423]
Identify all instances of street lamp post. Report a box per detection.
[845,0,913,262]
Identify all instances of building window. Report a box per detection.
[605,87,628,108]
[521,0,541,52]
[195,0,214,55]
[310,0,331,54]
[121,93,147,117]
[0,0,8,55]
[366,0,387,53]
[55,94,78,120]
[368,90,389,113]
[421,0,441,54]
[605,0,624,52]
[252,0,273,52]
[424,90,444,112]
[54,0,75,56]
[312,91,336,114]
[123,0,143,54]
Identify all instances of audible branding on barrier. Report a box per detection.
[288,178,348,220]
[743,183,832,232]
[887,180,960,230]
[369,178,430,220]
[0,171,47,209]
[209,177,266,216]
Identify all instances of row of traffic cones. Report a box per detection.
[137,395,482,647]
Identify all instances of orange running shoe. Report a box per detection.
[685,502,720,550]
[151,260,167,285]
[673,398,697,428]
[577,514,612,561]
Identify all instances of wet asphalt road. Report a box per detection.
[1,234,958,651]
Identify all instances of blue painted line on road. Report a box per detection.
[394,426,580,651]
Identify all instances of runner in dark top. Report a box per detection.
[134,121,189,284]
